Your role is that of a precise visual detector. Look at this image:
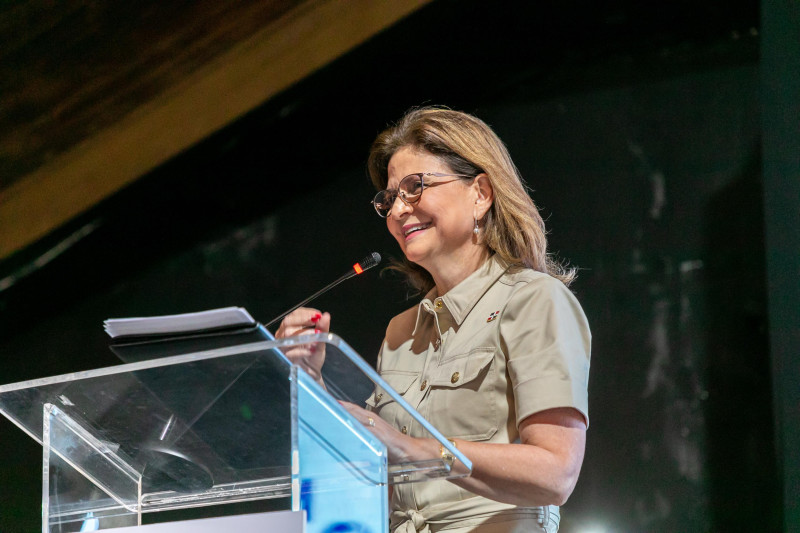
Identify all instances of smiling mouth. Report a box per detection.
[403,223,431,237]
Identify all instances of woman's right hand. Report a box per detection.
[274,308,330,384]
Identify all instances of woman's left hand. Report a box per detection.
[338,401,419,463]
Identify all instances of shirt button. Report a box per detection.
[434,299,443,310]
[401,425,408,434]
[375,393,383,402]
[451,372,460,384]
[420,380,427,391]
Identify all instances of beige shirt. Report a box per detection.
[367,255,591,532]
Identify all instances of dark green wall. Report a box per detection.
[762,1,800,531]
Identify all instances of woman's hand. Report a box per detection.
[338,401,423,464]
[274,308,330,384]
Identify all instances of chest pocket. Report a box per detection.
[427,347,498,441]
[365,370,418,427]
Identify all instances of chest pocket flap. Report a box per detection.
[429,347,495,388]
[365,370,418,409]
[426,347,498,441]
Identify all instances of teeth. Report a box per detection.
[404,223,429,236]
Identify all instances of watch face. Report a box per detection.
[440,443,455,467]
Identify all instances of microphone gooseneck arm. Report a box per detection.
[264,252,381,329]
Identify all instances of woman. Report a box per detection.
[277,107,591,532]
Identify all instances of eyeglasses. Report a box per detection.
[372,172,475,218]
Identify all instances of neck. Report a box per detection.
[428,246,492,296]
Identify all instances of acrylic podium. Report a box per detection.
[0,333,471,532]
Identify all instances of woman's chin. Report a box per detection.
[401,249,429,268]
[403,253,424,265]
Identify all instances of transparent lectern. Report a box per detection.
[0,333,471,532]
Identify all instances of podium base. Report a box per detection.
[106,510,304,532]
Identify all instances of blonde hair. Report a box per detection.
[368,106,575,294]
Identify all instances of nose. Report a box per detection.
[390,194,413,218]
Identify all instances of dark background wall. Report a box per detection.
[2,1,793,531]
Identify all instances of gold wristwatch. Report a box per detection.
[440,439,457,468]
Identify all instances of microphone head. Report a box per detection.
[353,252,382,275]
[363,252,382,269]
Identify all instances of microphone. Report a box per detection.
[264,252,381,328]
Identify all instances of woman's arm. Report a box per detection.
[446,407,586,507]
[342,403,586,507]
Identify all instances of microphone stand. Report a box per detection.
[264,252,381,329]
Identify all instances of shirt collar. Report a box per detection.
[412,255,511,335]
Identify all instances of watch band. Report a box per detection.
[440,438,457,468]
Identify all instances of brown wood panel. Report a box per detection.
[0,0,303,185]
[0,0,431,260]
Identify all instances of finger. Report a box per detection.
[277,325,310,339]
[316,312,332,333]
[339,401,369,419]
[338,402,378,429]
[291,310,327,336]
[282,346,317,360]
[287,307,323,326]
[288,325,319,337]
[338,400,357,411]
[277,308,324,337]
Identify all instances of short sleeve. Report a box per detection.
[499,276,591,427]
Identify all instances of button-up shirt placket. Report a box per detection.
[416,296,454,428]
[407,298,440,432]
[392,298,446,513]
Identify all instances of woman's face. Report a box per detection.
[385,146,480,275]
